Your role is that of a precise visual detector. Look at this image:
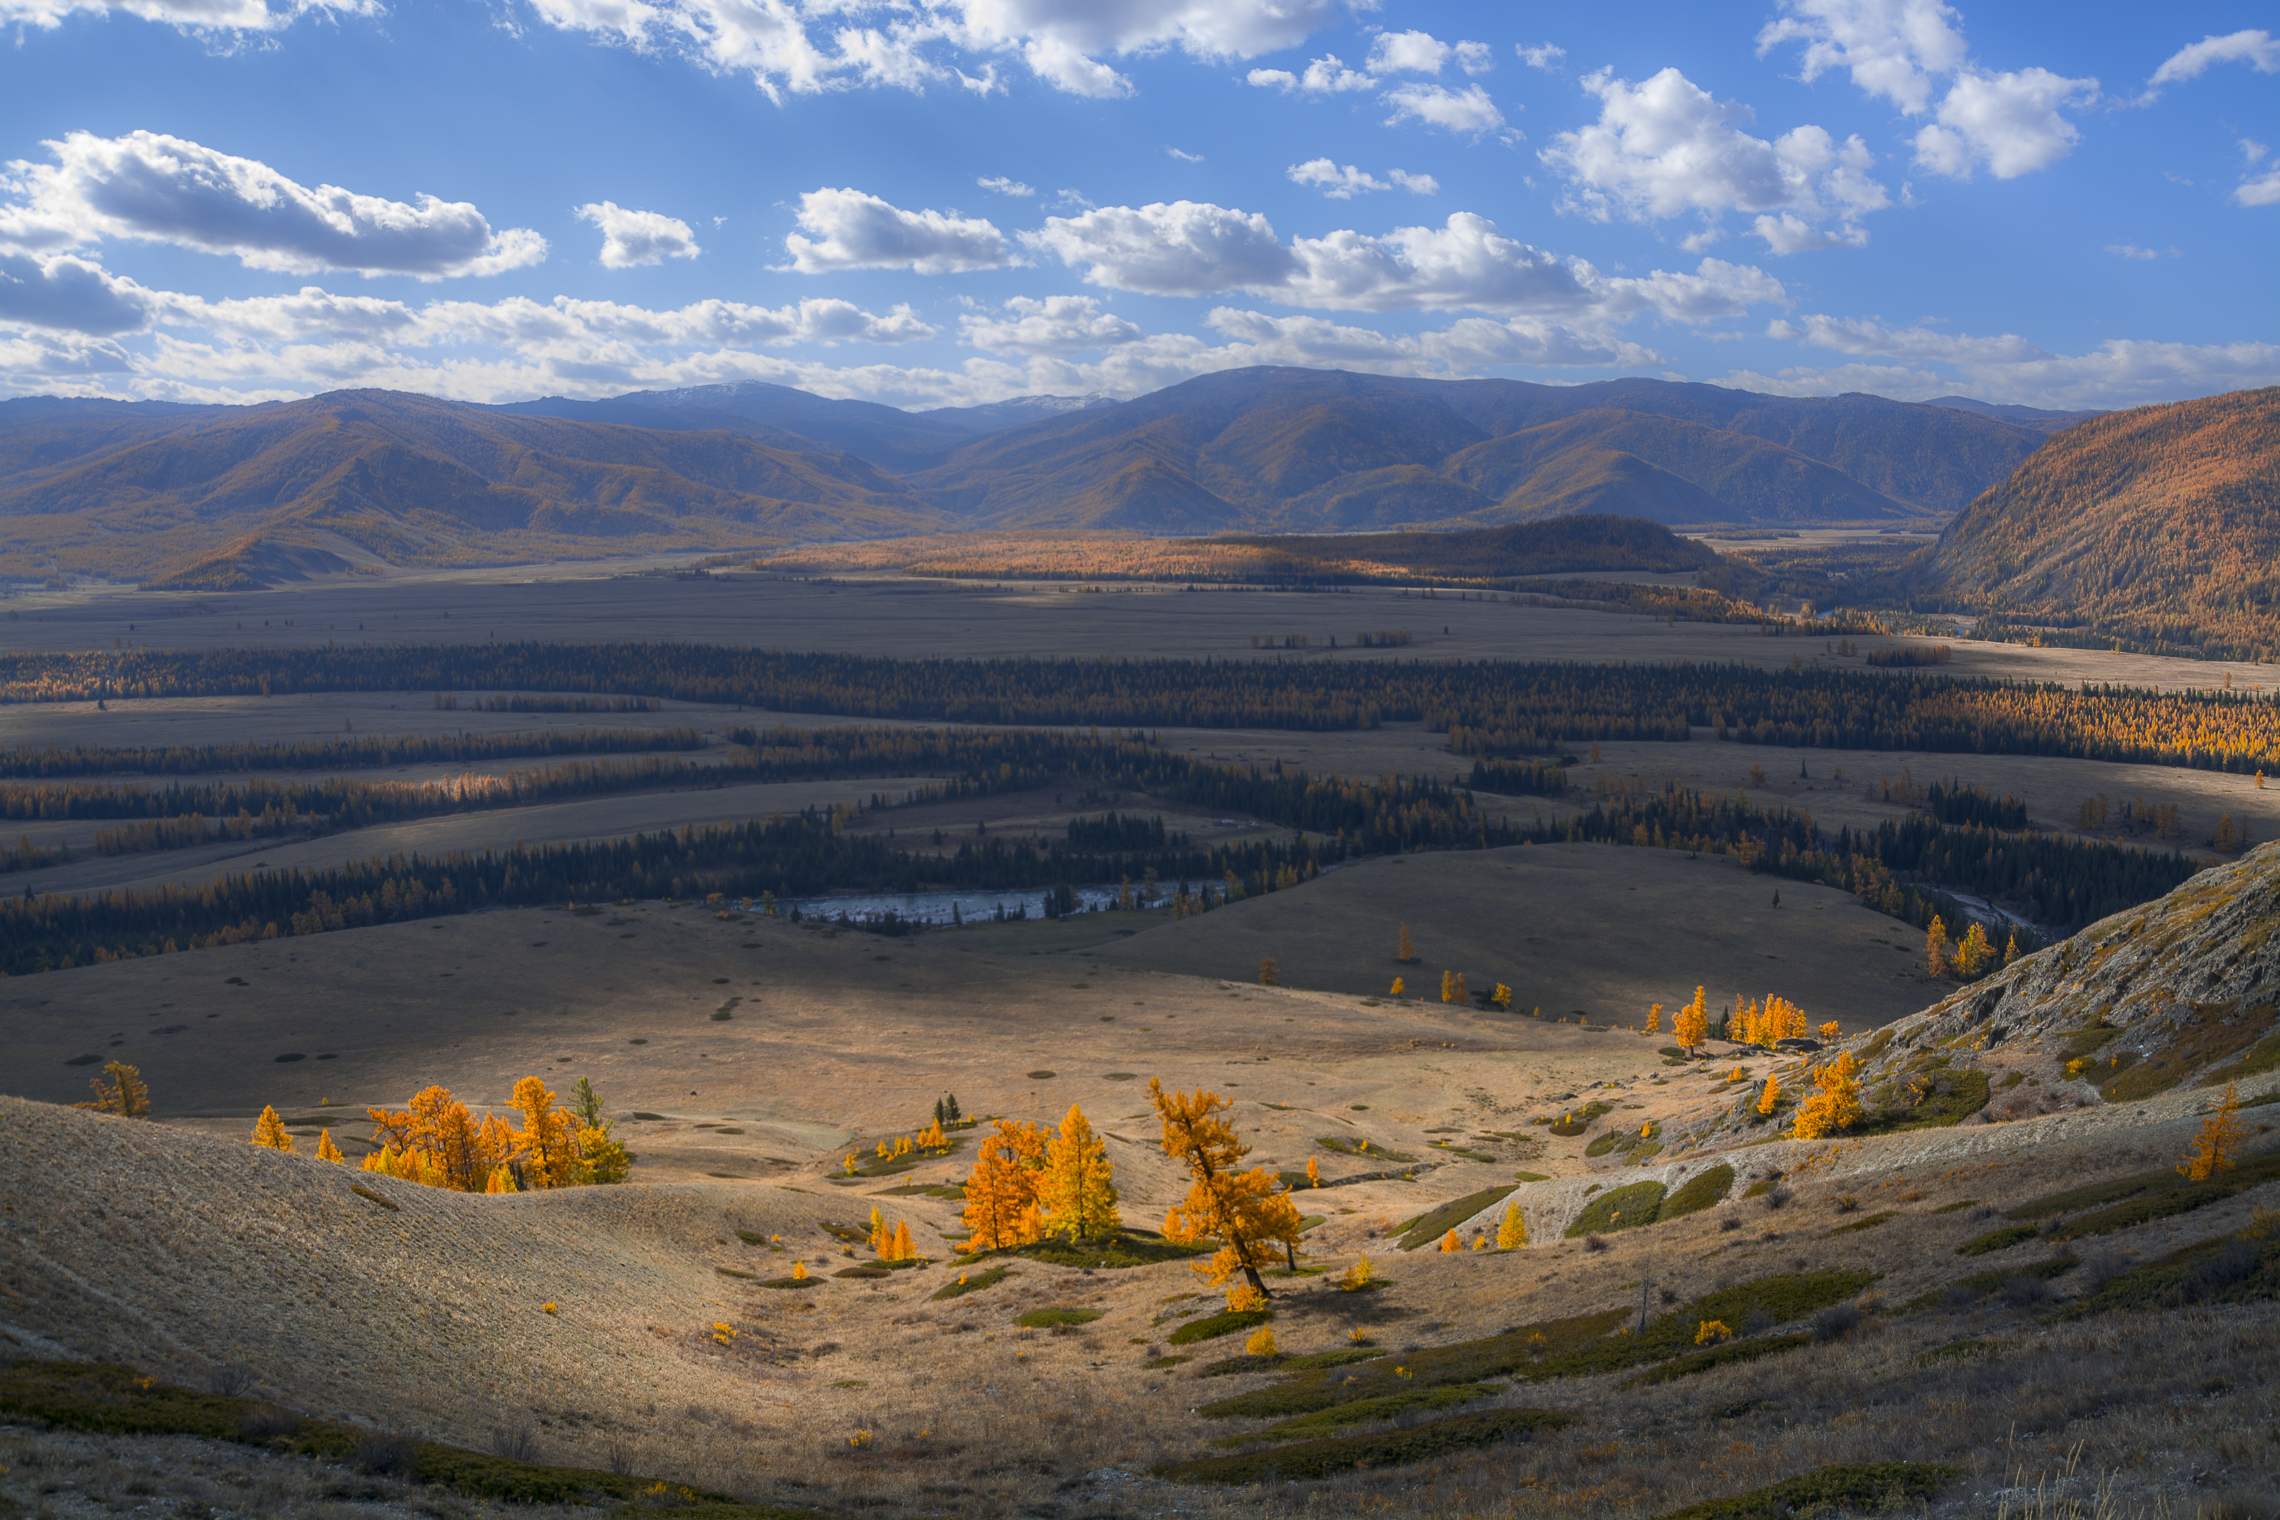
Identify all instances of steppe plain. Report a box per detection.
[1,562,2277,1520]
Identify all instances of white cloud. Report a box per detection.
[2239,167,2280,207]
[1732,331,2280,410]
[2104,243,2161,260]
[958,294,1141,355]
[1540,69,1889,251]
[1286,160,1435,199]
[1759,0,2096,180]
[1247,53,1375,93]
[1768,312,2048,363]
[1022,201,1294,297]
[0,0,375,36]
[2,131,547,279]
[2148,29,2277,88]
[516,0,1360,102]
[1365,29,1490,76]
[976,176,1035,197]
[1516,41,1565,71]
[1166,148,1205,163]
[780,187,1011,273]
[576,201,701,267]
[1022,198,1789,323]
[1382,82,1504,134]
[1911,67,2096,179]
[0,251,156,335]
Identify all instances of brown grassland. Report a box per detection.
[1,566,2278,1520]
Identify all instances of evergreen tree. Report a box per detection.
[1039,1103,1120,1243]
[1149,1079,1302,1300]
[251,1105,293,1151]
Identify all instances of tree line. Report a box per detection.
[0,723,2202,975]
[0,726,706,778]
[7,644,2272,773]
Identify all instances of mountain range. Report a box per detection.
[1906,386,2280,659]
[0,368,2082,586]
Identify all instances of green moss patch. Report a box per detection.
[1545,1102,1615,1137]
[983,1229,1210,1270]
[2066,1232,2280,1316]
[1565,1181,1669,1238]
[1200,1348,1377,1378]
[1855,1069,1989,1135]
[1015,1307,1103,1329]
[1660,1165,1734,1220]
[1394,1185,1520,1250]
[1217,1383,1503,1446]
[1650,1462,1959,1520]
[1316,1136,1418,1163]
[1169,1309,1273,1346]
[1957,1224,2041,1256]
[1824,1210,1899,1237]
[1619,1333,1811,1389]
[756,1276,823,1290]
[930,1265,1014,1301]
[0,1360,816,1517]
[1159,1406,1575,1485]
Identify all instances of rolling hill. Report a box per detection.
[904,369,2052,533]
[0,369,2074,583]
[1906,386,2280,659]
[0,390,946,586]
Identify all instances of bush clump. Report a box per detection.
[1565,1181,1668,1237]
[1159,1406,1575,1485]
[1169,1309,1273,1346]
[1659,1165,1735,1221]
[1650,1462,1959,1520]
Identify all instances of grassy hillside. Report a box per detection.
[0,390,945,585]
[1909,387,2280,658]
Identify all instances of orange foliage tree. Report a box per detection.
[1673,988,1708,1052]
[1149,1079,1302,1300]
[250,1105,293,1151]
[75,1061,150,1119]
[2180,1084,2250,1182]
[1790,1053,1865,1140]
[1038,1103,1120,1243]
[960,1119,1048,1251]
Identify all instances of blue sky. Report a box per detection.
[1,0,2273,411]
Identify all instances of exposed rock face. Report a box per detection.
[1884,837,2278,1105]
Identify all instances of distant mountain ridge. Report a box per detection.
[1905,386,2280,659]
[0,368,2080,585]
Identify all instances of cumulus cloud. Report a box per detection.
[0,251,156,335]
[1365,30,1491,76]
[2,0,375,36]
[976,176,1036,197]
[1246,53,1375,92]
[1382,82,1505,134]
[576,202,701,267]
[780,187,1011,273]
[2,131,547,279]
[2147,29,2277,89]
[1286,160,1438,199]
[958,294,1142,355]
[1736,320,2280,408]
[1024,198,1790,325]
[2239,166,2280,207]
[1758,0,2097,179]
[1516,42,1565,71]
[1911,68,2097,179]
[516,0,1359,102]
[1022,201,1294,297]
[1540,69,1889,251]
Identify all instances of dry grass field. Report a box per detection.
[5,565,2274,693]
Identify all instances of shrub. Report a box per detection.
[1660,1165,1735,1220]
[1244,1327,1278,1357]
[1650,1462,1960,1520]
[1393,1186,1518,1250]
[930,1265,1013,1301]
[1957,1224,2041,1256]
[1812,1303,1864,1341]
[351,1433,421,1476]
[1014,1307,1102,1329]
[1158,1406,1575,1485]
[1168,1309,1273,1346]
[1565,1181,1668,1237]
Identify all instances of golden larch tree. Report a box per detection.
[251,1105,293,1151]
[890,1219,916,1261]
[1149,1079,1303,1300]
[1818,1021,1842,1042]
[1756,1072,1782,1116]
[1790,1053,1865,1140]
[1925,917,1951,978]
[960,1119,1047,1251]
[1440,970,1458,1004]
[1646,1003,1662,1034]
[1305,1156,1321,1188]
[1497,1201,1527,1249]
[1674,987,1709,1052]
[2179,1084,2250,1182]
[512,1077,578,1188]
[1389,977,1405,997]
[1956,922,1995,978]
[1396,924,1417,963]
[315,1129,345,1164]
[1439,1229,1462,1253]
[76,1061,150,1119]
[1039,1103,1120,1243]
[1258,958,1279,987]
